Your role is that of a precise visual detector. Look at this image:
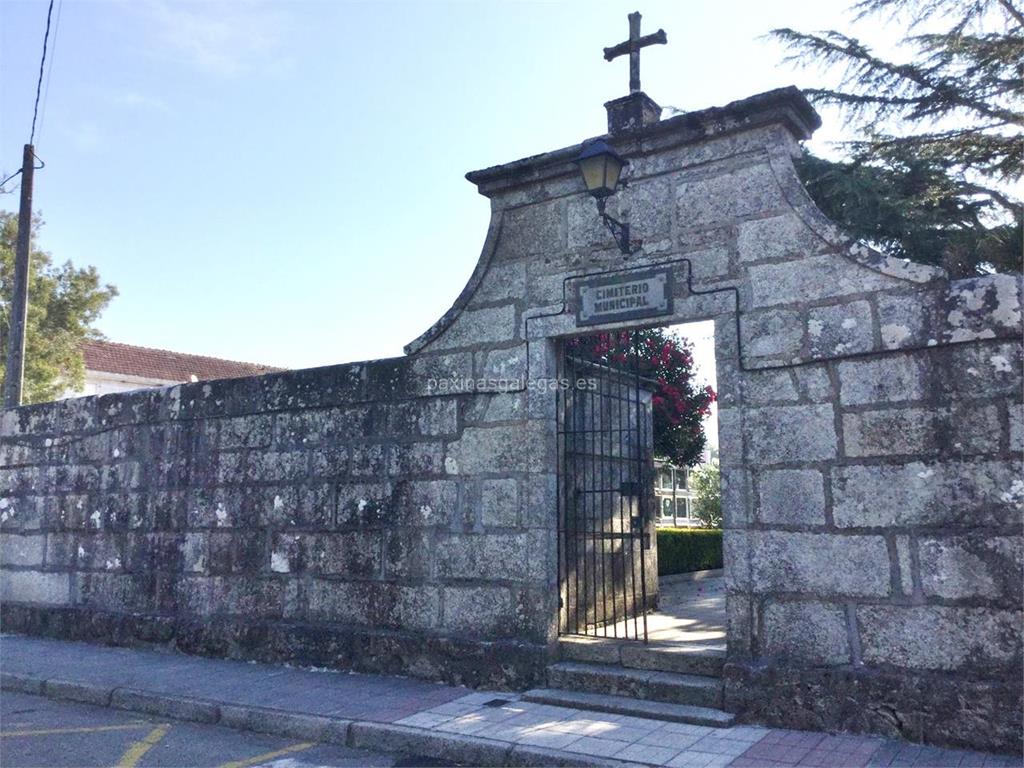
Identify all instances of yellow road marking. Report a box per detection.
[116,724,171,768]
[1,724,150,737]
[217,741,316,768]
[115,729,171,768]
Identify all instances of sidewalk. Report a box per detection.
[0,635,1017,768]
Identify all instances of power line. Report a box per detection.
[29,0,56,146]
[35,0,64,146]
[0,169,22,190]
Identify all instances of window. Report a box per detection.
[658,468,674,491]
[676,497,689,519]
[678,468,688,490]
[661,497,674,518]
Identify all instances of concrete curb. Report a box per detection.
[44,678,113,707]
[218,704,351,745]
[0,672,43,695]
[349,722,512,766]
[1,673,646,768]
[111,689,220,724]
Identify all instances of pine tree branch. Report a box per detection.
[802,88,921,109]
[998,0,1024,28]
[774,28,1021,124]
[960,182,1023,216]
[783,1,1022,276]
[852,0,997,31]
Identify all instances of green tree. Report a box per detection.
[567,328,717,467]
[774,0,1022,276]
[690,462,722,529]
[1,212,117,404]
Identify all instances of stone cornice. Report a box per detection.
[465,86,820,198]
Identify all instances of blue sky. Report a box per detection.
[1,0,888,370]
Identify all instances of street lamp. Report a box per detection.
[574,139,640,255]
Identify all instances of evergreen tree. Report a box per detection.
[774,0,1022,276]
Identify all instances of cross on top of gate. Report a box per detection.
[603,11,667,94]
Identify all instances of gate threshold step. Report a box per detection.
[522,688,735,728]
[559,636,726,677]
[547,661,723,708]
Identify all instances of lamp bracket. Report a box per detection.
[595,197,642,255]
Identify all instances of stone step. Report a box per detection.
[622,643,726,678]
[522,688,735,728]
[546,661,723,709]
[558,637,726,678]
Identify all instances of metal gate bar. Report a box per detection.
[558,331,650,641]
[633,330,649,642]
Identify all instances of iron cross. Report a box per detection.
[603,12,667,94]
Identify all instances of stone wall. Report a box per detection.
[2,87,1021,752]
[0,361,556,689]
[723,329,1022,753]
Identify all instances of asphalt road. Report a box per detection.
[0,691,455,768]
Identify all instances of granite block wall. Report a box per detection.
[722,333,1023,753]
[0,361,557,689]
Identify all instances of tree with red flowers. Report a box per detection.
[567,328,717,467]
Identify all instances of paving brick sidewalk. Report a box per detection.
[1,635,1018,768]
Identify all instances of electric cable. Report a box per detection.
[29,0,56,145]
[35,0,64,146]
[0,169,23,190]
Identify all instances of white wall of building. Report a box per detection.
[63,370,180,399]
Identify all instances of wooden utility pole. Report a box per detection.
[3,144,36,408]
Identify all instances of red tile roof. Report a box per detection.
[82,340,284,383]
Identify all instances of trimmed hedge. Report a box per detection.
[657,528,723,576]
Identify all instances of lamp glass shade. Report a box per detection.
[575,140,626,198]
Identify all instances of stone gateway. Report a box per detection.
[1,83,1021,754]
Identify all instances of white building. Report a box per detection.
[653,448,716,528]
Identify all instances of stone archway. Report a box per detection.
[406,86,1022,751]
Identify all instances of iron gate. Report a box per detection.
[557,330,656,641]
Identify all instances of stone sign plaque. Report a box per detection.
[575,267,673,326]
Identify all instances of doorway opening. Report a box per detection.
[556,320,724,652]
